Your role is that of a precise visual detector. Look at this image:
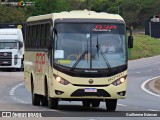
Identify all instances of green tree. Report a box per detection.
[26,0,70,16]
[68,0,92,10]
[0,5,26,22]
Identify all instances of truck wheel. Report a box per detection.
[31,81,40,106]
[82,100,90,107]
[105,99,117,111]
[20,59,24,71]
[91,100,100,107]
[48,97,58,109]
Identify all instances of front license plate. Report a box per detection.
[3,61,8,64]
[84,88,97,92]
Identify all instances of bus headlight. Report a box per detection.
[112,77,126,86]
[55,76,70,85]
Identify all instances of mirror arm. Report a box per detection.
[126,26,133,36]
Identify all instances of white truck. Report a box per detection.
[0,29,24,71]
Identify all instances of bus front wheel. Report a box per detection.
[31,82,40,106]
[91,100,100,107]
[105,99,117,111]
[48,97,58,109]
[82,100,90,107]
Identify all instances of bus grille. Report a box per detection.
[70,89,111,97]
[0,52,12,66]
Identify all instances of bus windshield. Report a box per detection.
[54,23,126,69]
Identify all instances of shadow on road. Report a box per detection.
[57,105,107,112]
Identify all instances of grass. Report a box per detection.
[128,33,160,60]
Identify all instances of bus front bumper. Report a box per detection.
[50,81,127,99]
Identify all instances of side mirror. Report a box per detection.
[128,35,133,48]
[19,41,23,49]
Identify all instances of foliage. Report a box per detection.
[0,0,160,27]
[0,5,26,23]
[128,34,160,60]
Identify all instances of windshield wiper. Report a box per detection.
[71,50,88,70]
[96,35,111,71]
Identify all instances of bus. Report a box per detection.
[24,10,133,111]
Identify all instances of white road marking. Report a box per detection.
[9,83,23,96]
[9,83,59,111]
[141,76,160,97]
[148,109,159,111]
[9,82,29,104]
[117,103,127,107]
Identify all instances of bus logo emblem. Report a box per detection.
[89,79,93,84]
[4,53,7,56]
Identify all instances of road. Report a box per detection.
[0,55,160,119]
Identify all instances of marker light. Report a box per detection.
[56,76,61,82]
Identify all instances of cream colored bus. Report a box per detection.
[24,10,133,111]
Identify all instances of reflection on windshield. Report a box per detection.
[92,33,126,68]
[54,23,126,69]
[0,42,18,49]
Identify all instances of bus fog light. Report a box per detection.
[55,90,64,95]
[117,91,126,96]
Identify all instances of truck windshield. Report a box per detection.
[0,42,18,49]
[54,23,126,69]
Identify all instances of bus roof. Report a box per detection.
[27,10,124,22]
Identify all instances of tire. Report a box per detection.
[41,96,48,106]
[91,100,100,107]
[20,59,24,71]
[31,80,40,106]
[48,97,58,109]
[82,100,91,107]
[105,99,117,111]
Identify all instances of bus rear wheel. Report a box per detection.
[48,97,58,109]
[41,96,48,106]
[105,99,117,111]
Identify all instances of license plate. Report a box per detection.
[84,88,97,92]
[3,61,8,64]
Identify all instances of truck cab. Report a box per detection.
[0,29,24,71]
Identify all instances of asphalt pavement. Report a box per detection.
[0,55,160,119]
